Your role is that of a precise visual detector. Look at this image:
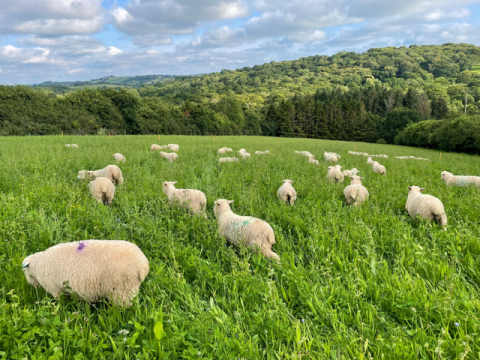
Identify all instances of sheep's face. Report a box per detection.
[162,181,177,193]
[214,199,234,218]
[407,186,424,194]
[77,170,88,180]
[441,171,451,181]
[22,253,42,287]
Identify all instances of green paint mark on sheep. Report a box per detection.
[457,178,467,187]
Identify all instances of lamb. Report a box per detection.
[214,199,280,261]
[88,177,115,206]
[218,147,228,154]
[277,179,297,205]
[367,157,374,165]
[22,240,149,307]
[324,152,339,163]
[219,157,238,162]
[372,161,386,175]
[327,165,344,183]
[343,168,360,177]
[441,171,480,187]
[308,155,319,165]
[77,165,124,185]
[167,144,180,152]
[162,181,207,218]
[295,151,314,157]
[65,144,78,148]
[349,151,370,157]
[396,155,430,161]
[405,186,447,230]
[238,148,247,154]
[160,152,178,163]
[343,176,369,206]
[396,156,410,160]
[113,153,126,163]
[224,148,233,152]
[238,151,251,159]
[255,150,270,155]
[150,144,167,151]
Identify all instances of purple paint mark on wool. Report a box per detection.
[77,242,86,251]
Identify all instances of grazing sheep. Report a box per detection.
[396,156,409,160]
[167,144,179,152]
[367,157,374,165]
[65,144,78,148]
[349,151,369,156]
[22,240,149,307]
[162,181,207,218]
[344,176,369,206]
[219,157,238,162]
[77,165,124,185]
[214,199,280,261]
[396,155,430,161]
[160,152,178,163]
[308,155,319,165]
[88,177,115,206]
[150,144,167,151]
[295,151,314,157]
[369,154,389,158]
[238,151,251,159]
[218,147,228,154]
[327,165,344,183]
[372,161,386,175]
[238,148,247,154]
[277,179,297,205]
[113,153,126,163]
[324,152,339,163]
[255,150,270,155]
[225,148,233,152]
[441,171,480,187]
[343,168,360,177]
[405,186,447,230]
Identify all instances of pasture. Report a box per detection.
[1,135,480,359]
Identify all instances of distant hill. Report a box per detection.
[33,74,175,93]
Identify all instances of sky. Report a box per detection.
[0,0,479,84]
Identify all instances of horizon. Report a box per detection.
[0,0,480,85]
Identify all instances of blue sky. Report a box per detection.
[0,0,479,84]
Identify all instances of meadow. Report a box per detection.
[1,135,480,360]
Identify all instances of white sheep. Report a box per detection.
[308,155,319,165]
[225,148,233,152]
[324,152,339,163]
[150,144,167,151]
[88,177,115,206]
[214,199,280,261]
[343,168,360,177]
[218,147,228,154]
[343,176,369,206]
[441,171,479,187]
[295,151,314,157]
[406,186,447,230]
[238,151,251,159]
[113,153,126,163]
[77,165,124,185]
[255,150,270,155]
[327,165,344,183]
[219,157,238,162]
[372,161,386,175]
[367,157,374,165]
[277,179,297,205]
[22,240,149,307]
[238,148,247,154]
[162,181,207,218]
[395,156,409,159]
[160,152,178,163]
[167,144,180,152]
[65,144,78,148]
[370,154,389,158]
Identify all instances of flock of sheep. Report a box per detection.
[20,142,478,308]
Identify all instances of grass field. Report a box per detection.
[471,64,480,72]
[1,135,480,359]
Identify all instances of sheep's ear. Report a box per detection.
[227,200,234,204]
[22,262,29,268]
[172,181,178,184]
[420,188,425,192]
[360,177,364,180]
[408,186,412,190]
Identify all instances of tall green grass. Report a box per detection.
[1,135,480,359]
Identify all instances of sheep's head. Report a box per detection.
[441,171,451,181]
[77,170,89,180]
[407,186,424,194]
[350,176,364,184]
[22,252,43,287]
[162,181,177,193]
[335,165,342,169]
[214,199,234,218]
[282,179,293,184]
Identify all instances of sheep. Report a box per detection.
[405,186,447,230]
[277,179,297,205]
[238,148,247,154]
[343,168,360,177]
[396,156,410,159]
[219,157,238,162]
[213,199,280,261]
[367,157,374,165]
[22,240,149,307]
[150,144,167,151]
[77,165,124,185]
[167,144,180,152]
[327,165,344,183]
[295,151,314,157]
[65,144,78,148]
[372,161,386,175]
[218,147,228,154]
[113,153,126,163]
[238,151,251,159]
[343,176,369,206]
[225,148,233,152]
[441,171,480,187]
[330,152,341,159]
[324,152,339,163]
[255,150,270,155]
[162,181,207,218]
[349,151,370,157]
[88,177,115,206]
[160,152,178,163]
[308,155,319,165]
[396,156,430,161]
